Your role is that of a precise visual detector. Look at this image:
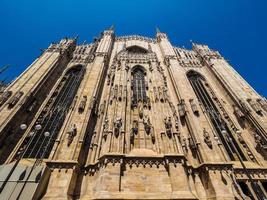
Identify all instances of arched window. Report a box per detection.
[187,70,246,161]
[132,67,146,105]
[126,46,148,54]
[18,65,85,159]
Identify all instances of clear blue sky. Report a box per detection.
[0,0,266,96]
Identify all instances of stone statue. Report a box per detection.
[203,128,212,148]
[138,104,144,118]
[67,124,77,146]
[103,116,109,139]
[151,128,155,144]
[178,99,186,118]
[79,96,87,113]
[189,99,199,115]
[114,117,122,137]
[164,117,172,138]
[254,133,264,145]
[181,136,187,150]
[143,115,151,134]
[233,105,245,119]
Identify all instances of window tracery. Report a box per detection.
[132,67,147,107]
[187,70,247,161]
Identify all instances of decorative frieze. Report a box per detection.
[115,35,156,43]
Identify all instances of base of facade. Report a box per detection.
[79,191,197,200]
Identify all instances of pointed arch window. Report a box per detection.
[132,68,147,105]
[187,70,246,161]
[126,46,148,54]
[17,65,85,159]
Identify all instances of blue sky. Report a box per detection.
[0,0,266,96]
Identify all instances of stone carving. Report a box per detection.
[149,63,153,72]
[107,67,115,85]
[109,88,114,104]
[132,120,138,134]
[151,128,155,144]
[181,136,188,150]
[93,101,98,116]
[118,85,123,101]
[99,101,106,115]
[158,86,164,102]
[115,35,156,43]
[102,117,109,139]
[131,96,137,109]
[206,89,258,160]
[153,86,159,102]
[67,124,77,146]
[0,91,12,107]
[145,80,148,90]
[114,117,122,137]
[258,98,267,112]
[72,44,92,63]
[254,133,264,146]
[143,115,151,134]
[130,131,134,144]
[189,99,199,115]
[117,60,122,70]
[178,99,186,118]
[176,48,203,68]
[138,104,144,118]
[90,132,96,149]
[114,85,118,100]
[3,32,267,200]
[188,137,197,150]
[163,57,171,66]
[236,130,255,161]
[163,87,169,102]
[130,120,138,144]
[248,99,262,114]
[254,133,267,158]
[125,65,130,71]
[203,128,212,148]
[233,105,245,119]
[144,97,151,109]
[8,91,23,109]
[238,100,251,114]
[164,117,172,138]
[89,96,96,110]
[123,86,127,101]
[236,130,244,144]
[79,95,87,113]
[169,102,177,115]
[175,120,179,131]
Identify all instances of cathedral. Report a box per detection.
[0,27,267,200]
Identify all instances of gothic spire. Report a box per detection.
[109,25,115,31]
[74,35,79,42]
[156,27,161,33]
